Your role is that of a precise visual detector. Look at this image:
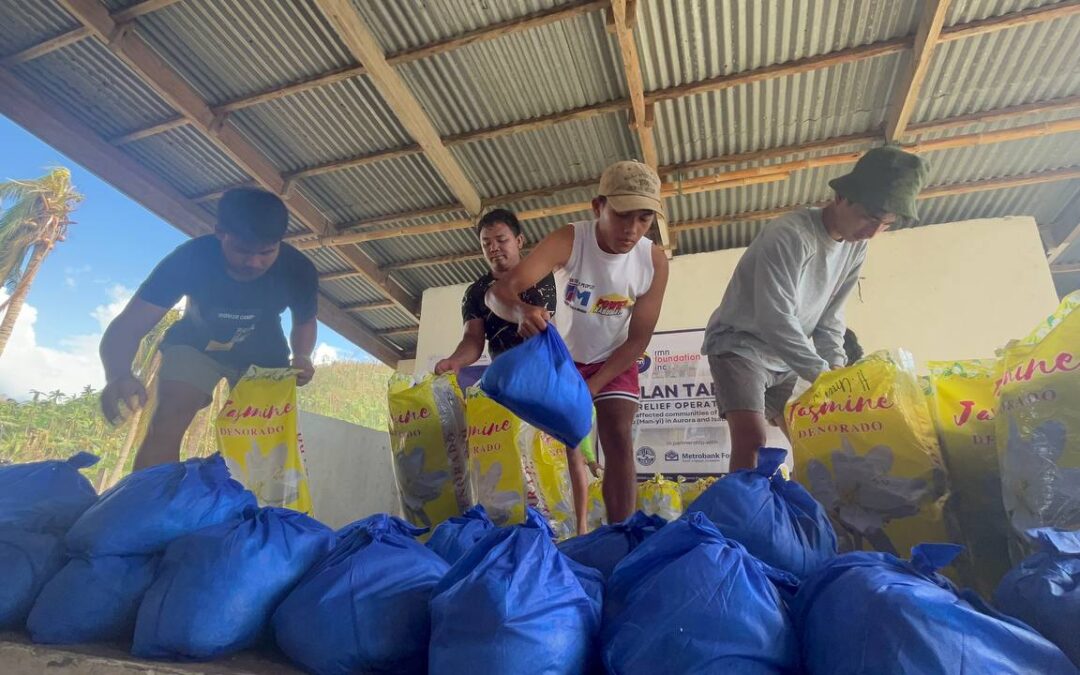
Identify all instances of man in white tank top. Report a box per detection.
[486,161,670,525]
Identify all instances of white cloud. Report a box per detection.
[0,285,135,400]
[312,342,344,365]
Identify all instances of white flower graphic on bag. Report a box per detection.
[224,441,302,507]
[1003,418,1080,531]
[806,440,932,555]
[395,447,449,527]
[471,459,521,526]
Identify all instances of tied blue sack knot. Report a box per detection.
[909,543,965,577]
[994,528,1080,668]
[683,447,837,579]
[427,505,496,564]
[1029,527,1080,555]
[523,505,557,538]
[479,326,592,448]
[339,513,428,541]
[558,510,666,580]
[0,451,101,533]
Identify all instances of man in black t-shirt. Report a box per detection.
[434,209,557,374]
[99,188,319,471]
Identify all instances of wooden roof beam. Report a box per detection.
[57,0,420,322]
[0,65,402,366]
[294,107,1080,249]
[378,326,420,337]
[0,0,179,66]
[342,300,397,312]
[1051,263,1080,274]
[609,0,669,251]
[885,0,952,141]
[672,167,1080,234]
[314,0,483,216]
[938,0,1080,43]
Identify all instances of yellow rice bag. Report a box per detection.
[786,351,951,557]
[464,387,527,527]
[928,359,1011,597]
[995,291,1080,542]
[586,479,606,531]
[387,373,469,529]
[677,476,718,511]
[636,474,683,522]
[217,366,312,514]
[522,429,575,540]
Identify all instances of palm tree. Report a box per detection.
[0,168,82,357]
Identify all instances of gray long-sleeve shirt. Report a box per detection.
[702,207,866,382]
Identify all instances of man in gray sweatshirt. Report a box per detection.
[703,146,929,472]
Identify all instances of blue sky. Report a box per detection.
[0,114,370,400]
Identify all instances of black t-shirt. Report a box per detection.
[136,235,318,368]
[462,272,557,357]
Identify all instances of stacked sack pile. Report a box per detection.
[3,299,1079,673]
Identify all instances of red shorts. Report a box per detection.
[575,361,640,403]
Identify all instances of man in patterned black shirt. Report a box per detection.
[435,209,556,374]
[435,210,593,534]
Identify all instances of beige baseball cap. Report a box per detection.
[598,160,666,221]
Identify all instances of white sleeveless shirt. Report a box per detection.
[554,220,655,364]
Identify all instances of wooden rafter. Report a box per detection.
[672,166,1080,233]
[317,164,1080,281]
[885,0,952,141]
[0,0,180,66]
[609,0,670,250]
[378,326,421,337]
[293,106,1080,252]
[1051,263,1080,274]
[0,65,403,365]
[314,0,483,216]
[87,0,1079,181]
[55,0,418,352]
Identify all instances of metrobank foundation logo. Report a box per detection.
[636,446,656,466]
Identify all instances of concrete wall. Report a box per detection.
[299,411,400,529]
[415,216,1059,372]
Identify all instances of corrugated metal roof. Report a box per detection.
[945,0,1059,25]
[6,0,1080,360]
[297,155,457,224]
[9,38,177,139]
[350,0,578,55]
[397,9,624,135]
[451,112,636,198]
[120,124,250,197]
[228,77,413,173]
[0,0,79,57]
[638,0,918,90]
[130,0,354,106]
[914,14,1080,122]
[655,53,903,166]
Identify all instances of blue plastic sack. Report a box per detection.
[602,511,800,674]
[132,507,332,660]
[66,454,255,556]
[27,554,159,644]
[995,528,1080,667]
[558,510,666,580]
[793,543,1076,674]
[273,514,449,675]
[427,504,496,564]
[430,507,603,675]
[479,326,592,448]
[0,526,64,629]
[685,447,837,578]
[0,452,98,533]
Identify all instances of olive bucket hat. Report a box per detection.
[828,146,930,223]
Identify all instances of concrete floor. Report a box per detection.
[0,633,302,675]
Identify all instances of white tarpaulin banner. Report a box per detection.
[631,329,791,476]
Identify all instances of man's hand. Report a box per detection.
[100,375,148,426]
[516,305,550,339]
[434,358,460,375]
[291,355,315,387]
